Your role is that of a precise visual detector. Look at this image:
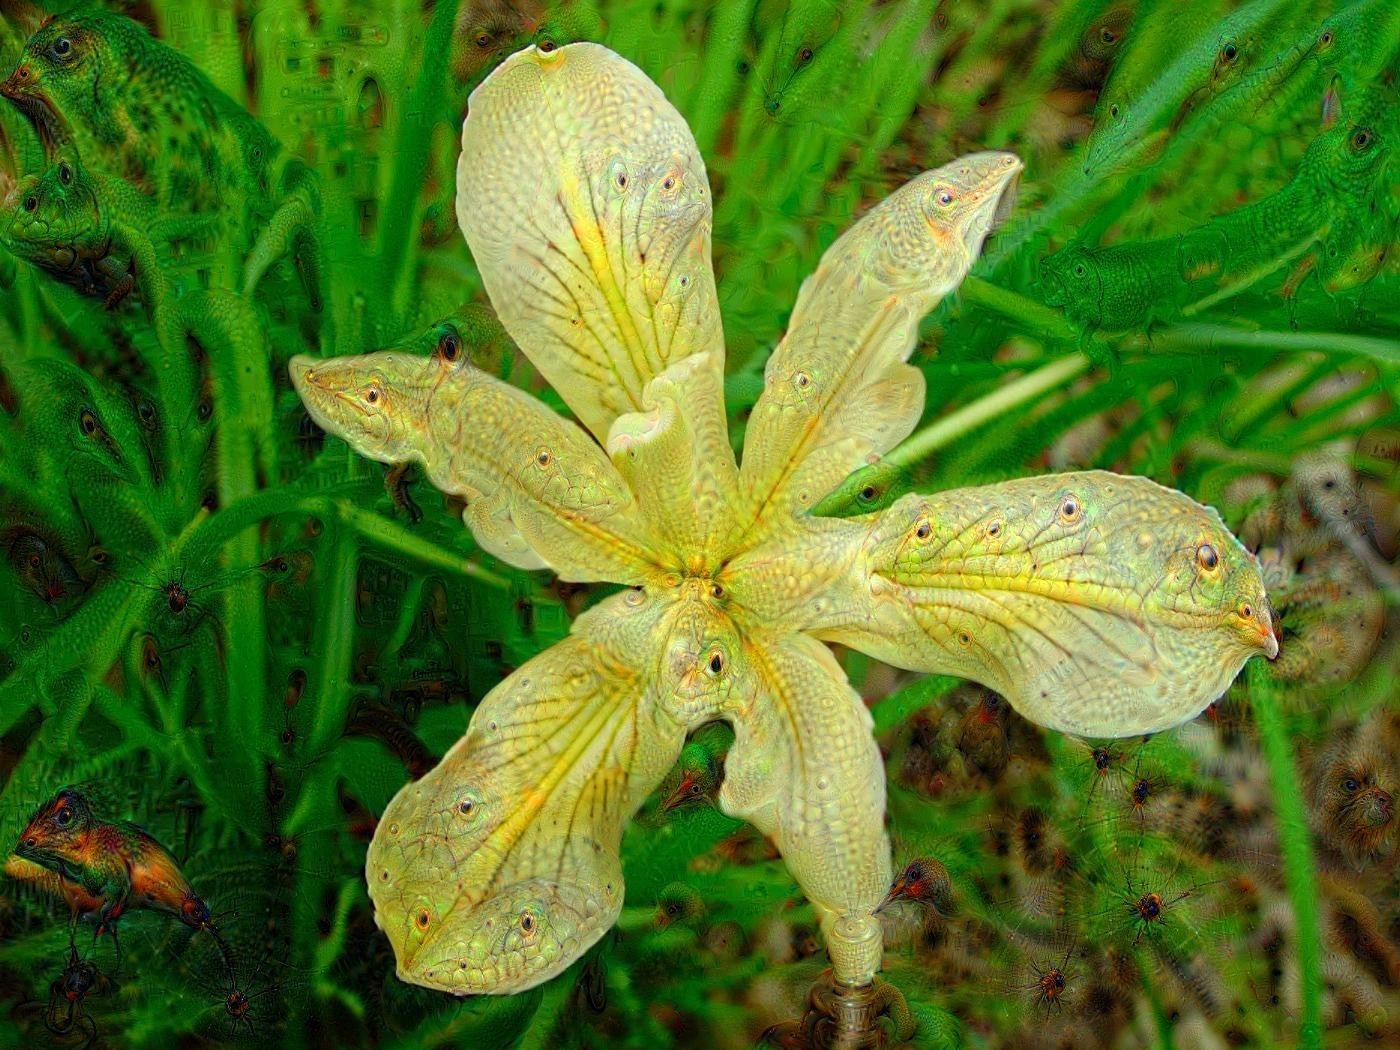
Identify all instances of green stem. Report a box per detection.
[334,501,510,589]
[1249,662,1323,1049]
[1132,324,1400,365]
[890,354,1088,468]
[377,0,461,317]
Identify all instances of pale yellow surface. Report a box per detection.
[290,43,1277,997]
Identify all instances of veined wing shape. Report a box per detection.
[814,471,1278,738]
[366,596,688,996]
[718,630,890,986]
[736,153,1022,543]
[457,43,725,443]
[290,347,657,583]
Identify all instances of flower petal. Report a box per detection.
[290,346,657,583]
[736,153,1022,540]
[457,43,725,442]
[366,610,686,995]
[718,630,891,986]
[606,352,740,568]
[814,471,1277,737]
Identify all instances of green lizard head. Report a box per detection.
[0,14,120,157]
[0,147,107,270]
[1039,245,1102,320]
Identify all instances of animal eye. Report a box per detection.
[936,189,954,206]
[456,797,475,817]
[1057,495,1082,522]
[79,409,98,435]
[519,911,536,934]
[1239,603,1253,620]
[438,332,460,363]
[1319,30,1333,48]
[1351,128,1373,151]
[51,37,72,59]
[535,449,552,467]
[661,174,677,191]
[538,38,557,53]
[1109,103,1120,118]
[859,485,877,503]
[1100,27,1117,44]
[364,385,380,404]
[797,46,813,64]
[474,31,493,49]
[58,164,72,185]
[1342,777,1359,792]
[707,650,724,675]
[54,806,71,827]
[1196,543,1219,570]
[23,195,37,212]
[1074,263,1086,276]
[1221,42,1238,62]
[915,519,932,540]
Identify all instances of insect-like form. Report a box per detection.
[955,691,1011,779]
[43,944,111,1049]
[1023,941,1076,1014]
[295,43,1275,996]
[1119,869,1194,946]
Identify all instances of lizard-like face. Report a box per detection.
[1039,245,1102,320]
[0,150,106,269]
[0,18,108,156]
[15,787,93,871]
[290,352,446,470]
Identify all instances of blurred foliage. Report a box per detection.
[0,0,1396,1048]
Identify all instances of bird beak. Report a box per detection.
[874,878,906,914]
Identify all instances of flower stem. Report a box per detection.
[1249,662,1323,1048]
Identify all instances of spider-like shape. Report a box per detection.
[291,43,1276,996]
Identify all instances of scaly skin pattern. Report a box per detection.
[0,146,190,309]
[0,10,320,299]
[13,788,212,931]
[1042,87,1396,329]
[290,43,1277,997]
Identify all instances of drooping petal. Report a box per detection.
[290,349,657,583]
[457,43,725,443]
[736,153,1022,542]
[366,601,686,995]
[718,630,891,986]
[606,352,741,568]
[813,471,1278,737]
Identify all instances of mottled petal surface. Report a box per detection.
[456,43,725,442]
[737,153,1022,540]
[815,471,1277,737]
[366,614,686,995]
[718,630,891,985]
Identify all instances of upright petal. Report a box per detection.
[366,607,684,995]
[736,153,1022,541]
[457,43,725,442]
[718,630,891,986]
[814,471,1278,737]
[607,352,740,569]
